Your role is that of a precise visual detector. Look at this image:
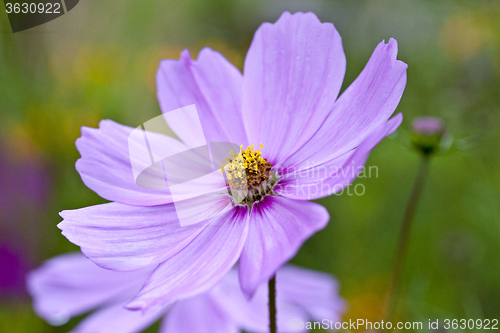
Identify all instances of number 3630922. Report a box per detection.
[5,2,61,14]
[444,319,498,330]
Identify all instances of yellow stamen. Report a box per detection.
[220,144,273,191]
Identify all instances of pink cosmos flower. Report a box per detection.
[27,253,344,333]
[58,11,407,312]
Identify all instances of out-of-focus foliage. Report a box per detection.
[0,0,499,332]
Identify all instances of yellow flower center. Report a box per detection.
[220,144,273,190]
[220,144,276,205]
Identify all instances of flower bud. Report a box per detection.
[410,117,446,155]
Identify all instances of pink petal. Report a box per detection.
[26,253,153,325]
[238,196,329,297]
[210,268,309,333]
[242,11,346,165]
[126,206,249,313]
[210,265,344,332]
[275,113,403,200]
[76,120,183,206]
[286,38,407,168]
[157,48,248,146]
[159,295,238,333]
[276,265,345,322]
[70,302,165,333]
[58,203,210,271]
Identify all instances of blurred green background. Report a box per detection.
[1,0,499,332]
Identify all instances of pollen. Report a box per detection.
[220,144,273,191]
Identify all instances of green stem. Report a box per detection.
[384,155,430,325]
[269,275,277,333]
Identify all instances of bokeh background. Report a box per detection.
[1,0,499,332]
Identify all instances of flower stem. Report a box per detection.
[269,275,277,333]
[384,155,430,324]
